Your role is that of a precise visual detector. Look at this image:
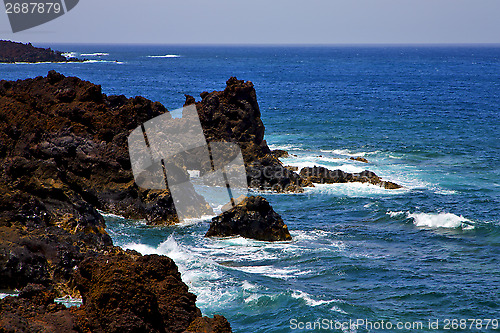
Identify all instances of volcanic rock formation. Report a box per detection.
[206,196,292,241]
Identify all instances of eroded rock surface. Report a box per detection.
[300,166,402,189]
[206,196,292,241]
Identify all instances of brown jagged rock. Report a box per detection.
[300,166,402,189]
[0,40,82,63]
[185,315,232,333]
[271,149,290,159]
[73,252,231,333]
[0,254,232,333]
[350,156,369,163]
[0,71,212,291]
[0,284,79,333]
[206,196,292,241]
[194,77,311,193]
[74,253,196,333]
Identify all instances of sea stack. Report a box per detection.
[206,196,292,241]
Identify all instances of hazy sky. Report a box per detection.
[1,0,500,44]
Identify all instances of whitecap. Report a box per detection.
[82,60,124,64]
[80,52,109,56]
[147,54,181,58]
[387,211,406,218]
[267,143,303,151]
[331,305,348,314]
[61,52,78,58]
[409,212,474,230]
[291,290,340,307]
[234,265,300,279]
[307,182,406,197]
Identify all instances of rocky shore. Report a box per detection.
[0,71,232,332]
[0,40,81,63]
[0,71,402,331]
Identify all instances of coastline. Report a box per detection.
[0,44,498,332]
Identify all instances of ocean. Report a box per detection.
[1,45,499,332]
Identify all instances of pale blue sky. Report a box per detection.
[1,0,499,44]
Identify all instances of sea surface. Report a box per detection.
[1,45,499,332]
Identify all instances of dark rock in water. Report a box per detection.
[206,196,292,241]
[350,156,369,163]
[379,180,402,189]
[271,149,290,158]
[300,166,402,189]
[0,40,82,63]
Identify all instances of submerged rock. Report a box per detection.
[206,196,292,241]
[300,166,402,189]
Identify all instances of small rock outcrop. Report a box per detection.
[271,149,290,159]
[206,196,292,241]
[300,166,402,189]
[0,40,81,63]
[350,156,369,163]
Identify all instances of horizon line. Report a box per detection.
[4,38,500,48]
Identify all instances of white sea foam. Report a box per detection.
[0,292,18,299]
[307,182,405,197]
[147,54,181,58]
[291,290,340,307]
[82,60,124,64]
[61,52,78,58]
[409,212,474,230]
[282,160,364,174]
[235,265,300,279]
[387,211,406,218]
[80,52,109,56]
[387,211,474,230]
[177,215,214,227]
[55,296,83,307]
[318,149,364,157]
[331,305,348,314]
[98,210,125,219]
[434,189,457,195]
[267,143,303,151]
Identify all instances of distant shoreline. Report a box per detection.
[0,40,83,63]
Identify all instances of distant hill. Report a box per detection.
[0,40,81,63]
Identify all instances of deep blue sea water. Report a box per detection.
[1,45,499,332]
